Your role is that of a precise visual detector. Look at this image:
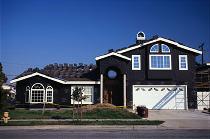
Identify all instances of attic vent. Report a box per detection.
[136,31,145,41]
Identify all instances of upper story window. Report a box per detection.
[179,55,188,70]
[161,44,170,53]
[132,55,141,70]
[150,44,159,53]
[149,55,171,70]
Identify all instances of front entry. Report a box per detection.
[103,67,123,106]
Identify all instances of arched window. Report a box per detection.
[46,86,53,103]
[161,44,170,53]
[25,86,30,103]
[31,83,45,103]
[150,44,159,53]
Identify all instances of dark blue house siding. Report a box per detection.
[97,41,198,109]
[15,75,100,108]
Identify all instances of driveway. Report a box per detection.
[148,110,210,129]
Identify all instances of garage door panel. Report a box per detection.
[133,86,186,110]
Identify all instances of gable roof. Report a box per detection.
[10,72,65,84]
[95,52,131,61]
[116,37,202,54]
[10,72,100,84]
[10,63,100,84]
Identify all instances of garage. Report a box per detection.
[133,85,187,110]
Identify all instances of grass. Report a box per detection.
[0,107,165,126]
[0,120,164,126]
[1,108,141,119]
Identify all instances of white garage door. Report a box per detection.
[133,85,187,110]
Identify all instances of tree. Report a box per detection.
[71,86,87,121]
[0,63,8,110]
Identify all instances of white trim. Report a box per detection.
[117,44,141,54]
[95,52,131,61]
[10,72,100,84]
[100,74,103,103]
[10,72,65,84]
[206,63,210,66]
[149,54,172,70]
[132,55,141,70]
[65,81,100,84]
[117,37,202,54]
[179,55,188,70]
[132,85,188,110]
[123,74,126,107]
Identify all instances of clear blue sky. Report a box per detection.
[0,0,210,81]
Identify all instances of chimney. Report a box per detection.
[136,31,145,44]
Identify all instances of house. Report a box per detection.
[10,32,202,109]
[2,83,16,99]
[10,64,100,108]
[195,63,210,110]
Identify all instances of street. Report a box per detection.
[0,126,209,139]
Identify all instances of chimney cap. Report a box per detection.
[136,31,145,41]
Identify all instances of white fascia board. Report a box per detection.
[117,37,202,55]
[65,81,100,84]
[157,38,202,54]
[95,52,131,61]
[10,72,100,85]
[117,45,142,54]
[10,72,65,84]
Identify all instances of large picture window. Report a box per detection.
[132,55,141,70]
[149,55,171,70]
[71,86,94,104]
[31,83,45,103]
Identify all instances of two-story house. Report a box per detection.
[10,32,202,109]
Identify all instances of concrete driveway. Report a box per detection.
[148,110,210,129]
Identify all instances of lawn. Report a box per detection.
[0,120,164,126]
[0,105,165,126]
[1,108,141,119]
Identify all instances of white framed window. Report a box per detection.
[31,83,45,103]
[71,85,94,104]
[149,55,171,70]
[161,44,170,53]
[179,55,188,70]
[150,44,159,53]
[25,86,30,103]
[46,86,53,103]
[132,55,141,70]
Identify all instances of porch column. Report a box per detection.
[123,74,126,107]
[100,74,103,103]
